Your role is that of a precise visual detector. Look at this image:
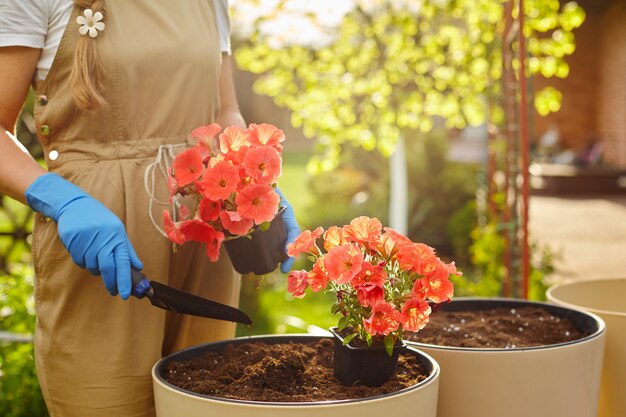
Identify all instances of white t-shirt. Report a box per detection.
[0,0,232,81]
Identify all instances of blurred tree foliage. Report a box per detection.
[303,128,479,259]
[0,91,48,417]
[233,0,585,172]
[0,265,49,417]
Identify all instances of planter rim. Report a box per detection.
[406,297,606,353]
[153,333,440,407]
[547,278,626,317]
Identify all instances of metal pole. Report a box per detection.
[518,0,530,299]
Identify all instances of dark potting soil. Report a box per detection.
[405,306,588,348]
[162,338,428,402]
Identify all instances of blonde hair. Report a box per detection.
[70,0,107,111]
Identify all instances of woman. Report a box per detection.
[0,1,299,416]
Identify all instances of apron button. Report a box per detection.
[48,150,59,161]
[38,95,48,105]
[40,125,51,136]
[42,216,52,223]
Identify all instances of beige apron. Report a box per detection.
[30,2,241,416]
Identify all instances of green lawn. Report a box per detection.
[278,150,314,226]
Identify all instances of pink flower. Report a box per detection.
[235,184,280,225]
[205,230,225,262]
[324,244,364,284]
[363,301,401,336]
[191,124,221,160]
[248,123,285,149]
[201,160,240,201]
[219,126,250,163]
[179,220,217,243]
[288,270,309,298]
[198,198,221,222]
[419,263,455,303]
[383,227,414,247]
[242,145,282,185]
[344,216,382,247]
[191,124,221,143]
[323,226,347,251]
[356,284,385,307]
[400,297,431,332]
[172,147,204,186]
[287,227,324,257]
[219,211,254,236]
[307,258,329,292]
[351,261,386,288]
[163,211,186,245]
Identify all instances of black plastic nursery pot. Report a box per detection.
[329,327,406,387]
[223,207,288,275]
[152,334,440,417]
[405,297,606,417]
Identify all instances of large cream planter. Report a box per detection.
[406,298,606,417]
[548,278,626,417]
[152,334,440,417]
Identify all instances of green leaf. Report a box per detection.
[342,333,357,346]
[258,221,271,232]
[384,334,395,357]
[337,316,348,331]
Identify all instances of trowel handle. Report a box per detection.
[131,269,151,299]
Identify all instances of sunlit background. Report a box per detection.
[2,1,625,415]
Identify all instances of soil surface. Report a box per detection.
[162,339,429,402]
[405,306,588,348]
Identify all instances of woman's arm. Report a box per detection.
[215,54,246,129]
[0,46,142,298]
[0,46,48,203]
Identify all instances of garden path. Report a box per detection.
[529,194,626,285]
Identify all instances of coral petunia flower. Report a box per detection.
[179,219,216,243]
[323,226,348,251]
[383,227,414,247]
[219,210,254,236]
[200,160,240,201]
[219,126,251,163]
[163,210,186,245]
[167,168,179,200]
[248,123,285,149]
[287,270,309,298]
[419,263,455,303]
[411,243,439,275]
[235,184,280,225]
[323,244,364,284]
[242,145,282,185]
[363,301,401,336]
[351,261,386,288]
[344,216,382,247]
[198,198,221,222]
[205,229,225,262]
[308,258,329,292]
[400,297,432,332]
[287,227,324,257]
[372,233,397,258]
[192,124,221,141]
[356,284,385,308]
[172,147,204,186]
[192,124,221,161]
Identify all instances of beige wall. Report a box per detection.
[534,1,626,167]
[233,65,312,153]
[597,1,626,167]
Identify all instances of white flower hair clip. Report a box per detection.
[76,8,105,38]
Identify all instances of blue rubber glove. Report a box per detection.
[275,188,300,273]
[25,173,142,299]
